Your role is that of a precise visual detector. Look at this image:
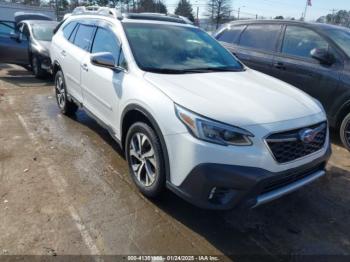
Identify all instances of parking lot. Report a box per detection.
[1,64,350,259]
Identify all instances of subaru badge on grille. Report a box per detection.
[299,128,318,143]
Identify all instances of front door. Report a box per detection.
[272,25,341,113]
[80,26,124,131]
[0,22,29,65]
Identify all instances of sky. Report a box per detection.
[166,0,350,21]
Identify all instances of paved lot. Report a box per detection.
[1,64,350,259]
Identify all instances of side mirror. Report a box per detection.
[310,48,335,65]
[10,32,20,42]
[91,52,123,72]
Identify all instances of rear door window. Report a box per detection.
[216,25,246,44]
[239,24,282,52]
[281,26,329,59]
[73,24,95,51]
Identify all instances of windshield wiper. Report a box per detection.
[183,67,243,72]
[144,67,243,74]
[143,68,187,74]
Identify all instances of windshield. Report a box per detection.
[326,27,350,58]
[123,23,244,73]
[32,24,56,41]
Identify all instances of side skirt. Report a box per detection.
[67,93,123,150]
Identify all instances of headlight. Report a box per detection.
[175,104,254,146]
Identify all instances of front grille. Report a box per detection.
[261,164,324,194]
[266,122,327,164]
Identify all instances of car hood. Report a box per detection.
[37,40,51,52]
[144,69,322,127]
[32,40,51,56]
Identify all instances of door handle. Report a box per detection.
[61,50,66,57]
[274,62,286,70]
[81,63,88,72]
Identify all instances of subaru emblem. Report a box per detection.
[299,128,316,143]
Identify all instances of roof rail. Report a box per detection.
[71,6,123,20]
[124,13,191,24]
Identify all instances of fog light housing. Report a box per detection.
[208,187,237,205]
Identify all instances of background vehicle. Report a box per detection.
[50,9,330,209]
[0,13,57,78]
[215,20,350,151]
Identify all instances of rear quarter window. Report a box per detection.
[239,24,282,52]
[62,21,77,40]
[216,25,246,44]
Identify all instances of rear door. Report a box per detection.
[60,22,96,103]
[234,24,283,75]
[0,22,29,64]
[272,25,342,112]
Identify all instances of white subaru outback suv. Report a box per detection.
[51,9,331,209]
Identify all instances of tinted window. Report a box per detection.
[91,28,120,61]
[118,50,127,69]
[63,21,77,39]
[326,27,350,57]
[22,25,30,37]
[69,24,79,42]
[0,21,15,36]
[239,24,281,52]
[282,26,329,58]
[217,25,245,44]
[19,24,29,41]
[73,24,95,51]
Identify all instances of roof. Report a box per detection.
[23,20,58,25]
[14,12,52,24]
[226,19,349,31]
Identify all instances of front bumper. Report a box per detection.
[167,145,331,210]
[39,56,52,73]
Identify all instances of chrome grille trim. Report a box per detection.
[265,122,327,164]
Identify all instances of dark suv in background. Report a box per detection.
[215,20,350,151]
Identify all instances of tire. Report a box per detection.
[340,112,350,152]
[125,122,166,197]
[55,70,78,115]
[31,55,45,78]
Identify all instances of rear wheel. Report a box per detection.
[55,70,78,115]
[340,112,350,151]
[125,122,166,197]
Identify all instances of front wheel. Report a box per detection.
[340,112,350,152]
[125,122,166,197]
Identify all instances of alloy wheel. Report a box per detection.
[345,119,350,147]
[129,132,157,187]
[55,75,65,109]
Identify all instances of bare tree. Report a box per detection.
[207,0,232,29]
